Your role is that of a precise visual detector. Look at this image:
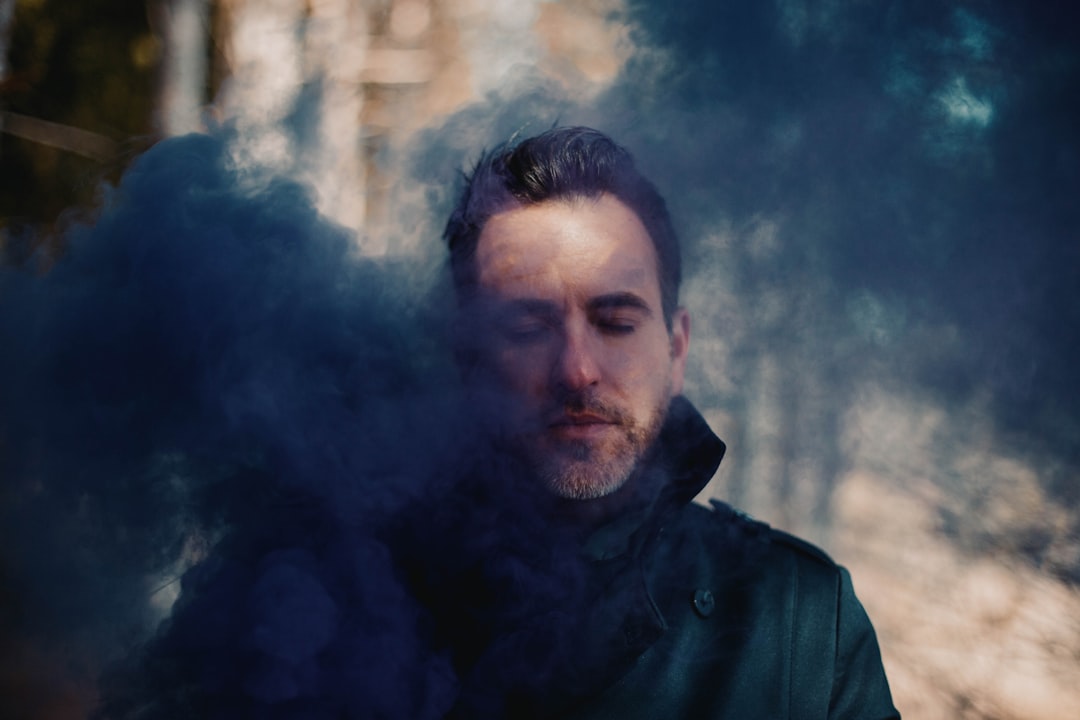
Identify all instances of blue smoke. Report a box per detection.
[625,0,1079,430]
[1,131,470,717]
[592,1,1080,539]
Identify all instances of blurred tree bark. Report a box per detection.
[152,0,209,135]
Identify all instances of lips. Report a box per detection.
[550,412,610,426]
[547,412,616,440]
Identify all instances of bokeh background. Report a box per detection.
[2,1,1079,718]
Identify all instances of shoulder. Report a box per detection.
[682,500,847,596]
[767,526,840,570]
[687,499,840,567]
[680,501,900,718]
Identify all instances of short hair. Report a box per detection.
[443,126,682,323]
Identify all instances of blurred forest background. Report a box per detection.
[2,1,1079,719]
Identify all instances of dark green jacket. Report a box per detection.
[560,505,900,719]
[549,398,900,720]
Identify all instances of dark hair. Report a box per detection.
[443,126,681,323]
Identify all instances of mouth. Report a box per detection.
[547,412,616,440]
[549,410,612,425]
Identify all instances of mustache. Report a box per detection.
[544,390,630,426]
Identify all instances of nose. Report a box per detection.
[552,324,602,392]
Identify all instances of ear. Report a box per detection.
[669,307,690,396]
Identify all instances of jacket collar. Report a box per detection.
[511,398,727,716]
[580,396,725,563]
[437,399,730,717]
[652,395,727,514]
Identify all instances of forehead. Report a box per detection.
[474,194,661,299]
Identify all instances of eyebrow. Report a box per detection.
[499,298,560,316]
[486,293,654,318]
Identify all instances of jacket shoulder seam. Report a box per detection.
[768,528,840,569]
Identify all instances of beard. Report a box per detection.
[518,387,672,501]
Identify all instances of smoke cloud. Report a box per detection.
[3,1,1079,718]
[0,129,468,717]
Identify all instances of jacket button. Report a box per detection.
[692,589,715,618]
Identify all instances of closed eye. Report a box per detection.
[596,317,638,335]
[501,321,551,342]
[491,299,561,344]
[587,292,653,337]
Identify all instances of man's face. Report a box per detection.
[465,193,689,500]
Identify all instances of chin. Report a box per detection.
[539,456,636,500]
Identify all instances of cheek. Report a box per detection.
[490,346,553,394]
[615,336,672,382]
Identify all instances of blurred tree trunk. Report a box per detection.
[153,0,210,136]
[0,0,13,85]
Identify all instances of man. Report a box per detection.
[439,126,900,719]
